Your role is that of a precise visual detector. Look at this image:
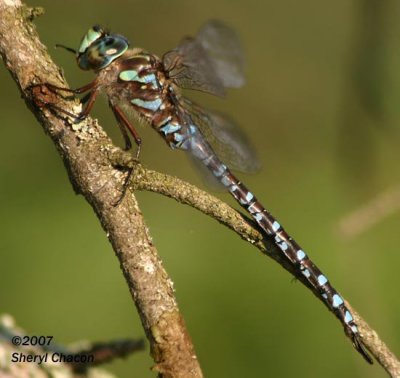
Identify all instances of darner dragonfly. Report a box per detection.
[36,21,373,364]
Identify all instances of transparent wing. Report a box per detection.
[182,98,260,174]
[196,20,245,88]
[163,20,245,97]
[163,37,225,97]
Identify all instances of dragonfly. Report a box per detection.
[35,21,373,364]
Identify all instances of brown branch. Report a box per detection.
[0,1,399,376]
[129,164,400,376]
[0,2,202,377]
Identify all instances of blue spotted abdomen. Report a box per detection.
[180,127,372,363]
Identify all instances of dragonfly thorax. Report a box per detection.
[77,25,129,71]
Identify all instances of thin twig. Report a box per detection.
[337,185,400,239]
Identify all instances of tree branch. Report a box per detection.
[130,164,400,375]
[0,2,202,377]
[336,184,400,240]
[0,1,399,377]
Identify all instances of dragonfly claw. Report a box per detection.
[74,113,87,124]
[112,166,135,206]
[107,148,139,206]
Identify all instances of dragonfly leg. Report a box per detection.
[109,104,142,206]
[30,81,98,122]
[110,103,142,155]
[74,88,98,122]
[43,81,97,95]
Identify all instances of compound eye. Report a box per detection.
[77,32,129,70]
[105,38,115,46]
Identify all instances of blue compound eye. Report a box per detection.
[78,25,103,54]
[77,26,129,71]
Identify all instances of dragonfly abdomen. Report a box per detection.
[225,176,372,361]
[180,129,372,363]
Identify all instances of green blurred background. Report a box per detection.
[1,0,400,377]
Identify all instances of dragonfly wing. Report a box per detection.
[196,20,245,88]
[163,38,226,97]
[163,20,245,96]
[182,98,260,174]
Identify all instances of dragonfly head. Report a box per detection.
[77,25,129,71]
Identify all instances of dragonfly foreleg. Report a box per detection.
[44,81,97,95]
[109,104,142,205]
[29,81,98,123]
[74,88,98,123]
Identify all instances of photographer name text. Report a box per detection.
[11,352,94,364]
